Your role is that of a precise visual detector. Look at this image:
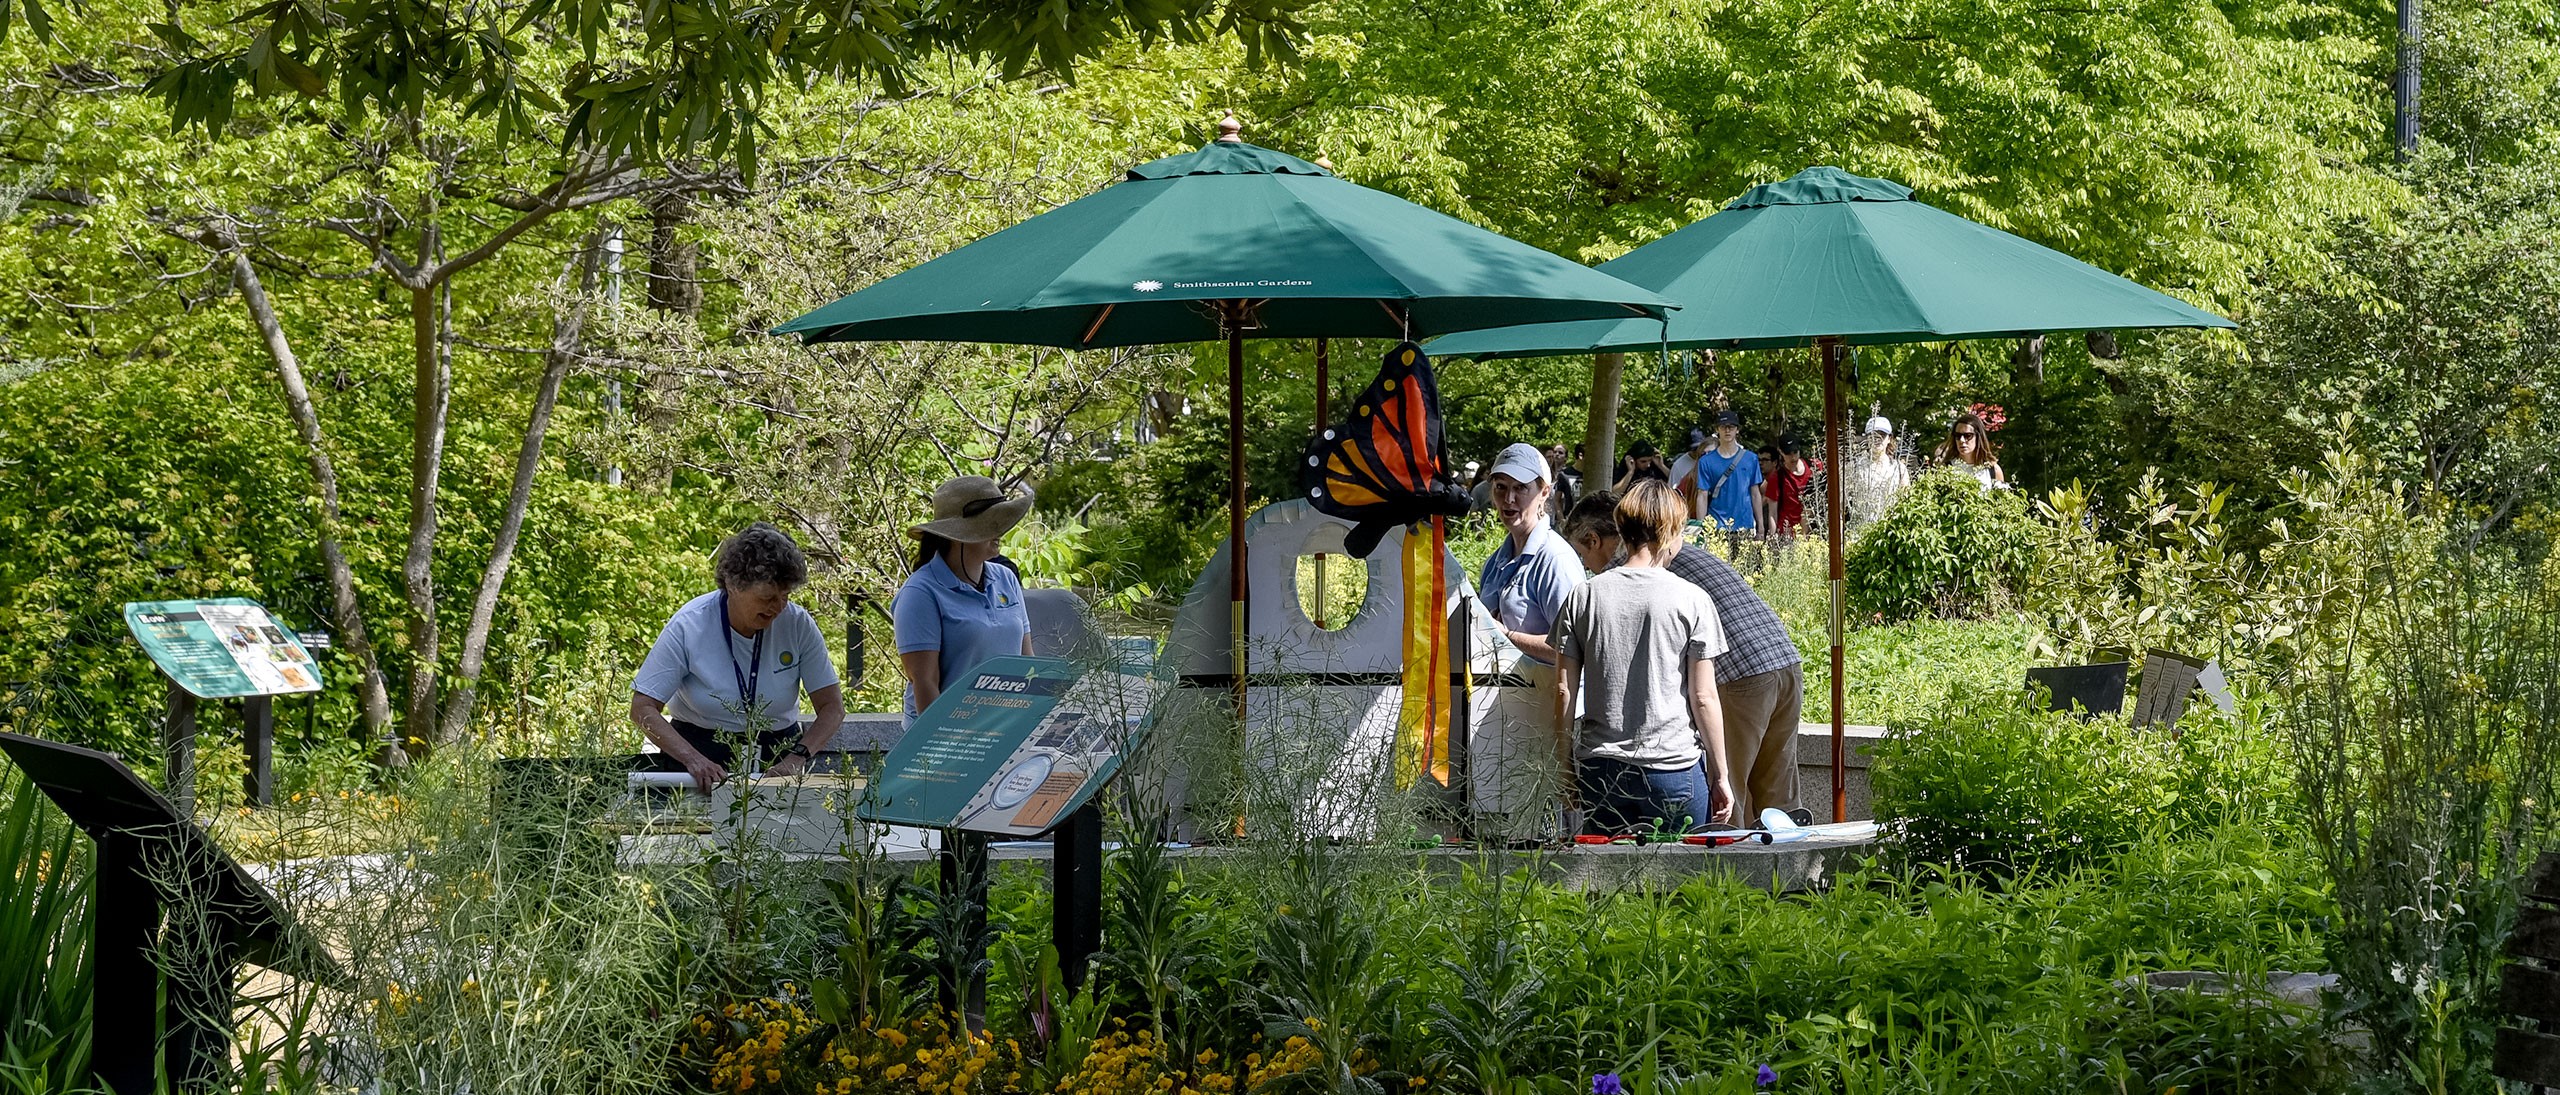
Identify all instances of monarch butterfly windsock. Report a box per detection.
[1300,342,1473,559]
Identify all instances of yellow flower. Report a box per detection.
[884,1064,909,1081]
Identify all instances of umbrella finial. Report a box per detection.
[1216,110,1243,143]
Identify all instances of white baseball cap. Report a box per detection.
[1488,442,1549,485]
[1864,415,1894,435]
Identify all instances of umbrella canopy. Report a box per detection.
[1417,165,2236,830]
[773,135,1674,349]
[1425,167,2230,359]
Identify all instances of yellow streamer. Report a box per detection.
[1395,517,1451,788]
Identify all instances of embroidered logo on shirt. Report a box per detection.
[779,650,795,667]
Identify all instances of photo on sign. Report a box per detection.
[948,700,1111,834]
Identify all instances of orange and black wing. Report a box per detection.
[1301,342,1472,555]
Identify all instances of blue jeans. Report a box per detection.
[1577,756,1715,835]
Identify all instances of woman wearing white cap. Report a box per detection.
[892,476,1036,728]
[1476,443,1583,664]
[1847,415,1912,530]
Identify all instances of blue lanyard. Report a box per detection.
[716,591,765,714]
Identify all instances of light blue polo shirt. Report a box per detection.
[892,555,1030,724]
[1477,522,1583,664]
[633,591,839,734]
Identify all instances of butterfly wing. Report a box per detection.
[1302,342,1473,555]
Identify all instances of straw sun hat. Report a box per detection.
[909,476,1034,542]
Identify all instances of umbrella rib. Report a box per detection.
[1079,304,1116,348]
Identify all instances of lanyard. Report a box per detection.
[716,590,765,716]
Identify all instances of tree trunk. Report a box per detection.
[634,188,698,489]
[1581,352,1627,484]
[221,242,399,754]
[436,228,611,744]
[645,189,702,315]
[400,226,451,752]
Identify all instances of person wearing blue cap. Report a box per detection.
[1476,442,1583,665]
[1686,411,1763,533]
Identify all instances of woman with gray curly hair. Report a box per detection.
[632,522,846,792]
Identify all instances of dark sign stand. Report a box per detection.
[0,732,343,1095]
[160,685,277,813]
[1051,803,1104,992]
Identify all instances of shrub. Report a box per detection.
[1845,468,2034,623]
[1870,685,2291,877]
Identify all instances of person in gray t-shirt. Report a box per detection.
[1548,480,1736,833]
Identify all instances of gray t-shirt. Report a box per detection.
[1549,567,1729,769]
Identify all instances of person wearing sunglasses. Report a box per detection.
[892,476,1036,730]
[1931,412,2006,490]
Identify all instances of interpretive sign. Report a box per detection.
[123,598,321,699]
[855,655,1161,837]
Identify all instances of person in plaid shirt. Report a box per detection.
[1561,491,1808,823]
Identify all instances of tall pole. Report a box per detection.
[2395,0,2420,159]
[1821,338,1848,822]
[1228,309,1248,715]
[1313,338,1330,628]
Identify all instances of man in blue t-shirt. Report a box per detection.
[1686,410,1762,531]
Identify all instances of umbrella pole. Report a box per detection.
[1228,310,1248,717]
[1313,338,1330,629]
[1820,337,1848,823]
[1225,307,1250,840]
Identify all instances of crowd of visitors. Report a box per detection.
[1456,404,2010,544]
[1462,405,2010,834]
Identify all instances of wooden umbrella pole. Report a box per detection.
[1820,337,1848,822]
[1229,308,1249,716]
[1313,338,1330,628]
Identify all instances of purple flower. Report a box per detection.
[1756,1064,1778,1088]
[1592,1074,1624,1095]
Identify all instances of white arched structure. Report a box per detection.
[1141,500,1560,840]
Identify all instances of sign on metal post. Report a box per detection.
[854,655,1162,838]
[855,654,1164,1010]
[124,599,322,809]
[123,599,323,699]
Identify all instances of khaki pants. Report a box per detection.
[1716,663,1803,822]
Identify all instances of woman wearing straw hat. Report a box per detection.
[632,522,846,793]
[893,476,1036,728]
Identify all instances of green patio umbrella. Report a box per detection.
[776,115,1673,715]
[1428,166,2235,822]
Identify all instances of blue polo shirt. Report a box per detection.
[891,555,1030,724]
[1477,522,1583,664]
[1692,447,1760,530]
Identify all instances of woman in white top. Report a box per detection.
[1848,414,1912,528]
[1930,412,2005,490]
[631,523,845,793]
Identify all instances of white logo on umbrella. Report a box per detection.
[1132,279,1164,292]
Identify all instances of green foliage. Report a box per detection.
[11,0,1311,179]
[1871,687,2292,878]
[2281,552,2560,1094]
[0,768,88,1094]
[1798,616,2036,728]
[1844,469,2034,624]
[2026,442,2444,675]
